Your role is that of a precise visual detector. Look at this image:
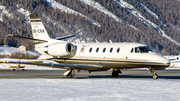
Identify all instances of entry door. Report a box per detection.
[79,45,86,57]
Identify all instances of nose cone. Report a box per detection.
[161,57,170,67]
[143,53,170,67]
[153,54,170,67]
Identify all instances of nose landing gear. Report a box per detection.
[149,67,158,79]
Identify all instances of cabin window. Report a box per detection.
[96,48,99,53]
[135,47,140,53]
[117,48,120,53]
[103,48,106,53]
[177,57,179,60]
[89,48,92,52]
[110,48,113,53]
[131,48,134,53]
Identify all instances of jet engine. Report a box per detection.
[44,42,75,56]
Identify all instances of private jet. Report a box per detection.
[4,14,170,79]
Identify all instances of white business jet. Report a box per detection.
[6,14,170,79]
[164,55,180,68]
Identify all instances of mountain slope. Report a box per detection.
[0,0,180,55]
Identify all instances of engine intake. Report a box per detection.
[44,42,74,56]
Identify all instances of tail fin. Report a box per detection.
[30,14,50,41]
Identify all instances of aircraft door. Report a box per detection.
[79,45,86,57]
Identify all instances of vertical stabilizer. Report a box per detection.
[30,14,50,41]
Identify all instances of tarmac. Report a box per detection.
[0,69,180,79]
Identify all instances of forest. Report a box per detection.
[0,0,180,55]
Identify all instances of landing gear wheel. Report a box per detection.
[67,73,73,78]
[13,69,16,71]
[22,69,25,71]
[112,71,119,77]
[149,67,158,79]
[152,73,158,79]
[66,69,75,78]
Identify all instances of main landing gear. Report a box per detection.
[64,69,75,78]
[112,69,122,77]
[149,67,158,79]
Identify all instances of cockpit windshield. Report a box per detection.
[138,46,154,53]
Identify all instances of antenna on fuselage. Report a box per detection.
[95,39,99,43]
[109,40,113,43]
[75,39,80,43]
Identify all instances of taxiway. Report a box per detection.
[0,69,180,79]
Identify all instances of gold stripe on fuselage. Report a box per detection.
[52,57,169,70]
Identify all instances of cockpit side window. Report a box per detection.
[138,46,153,53]
[135,47,140,53]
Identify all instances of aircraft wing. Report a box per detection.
[2,61,102,69]
[8,34,47,43]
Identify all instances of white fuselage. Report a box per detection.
[36,41,170,70]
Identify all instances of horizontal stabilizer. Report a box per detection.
[55,35,75,40]
[8,34,47,43]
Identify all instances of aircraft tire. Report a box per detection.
[112,71,119,77]
[152,73,158,79]
[67,69,74,78]
[67,74,73,78]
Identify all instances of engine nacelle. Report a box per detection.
[44,42,74,56]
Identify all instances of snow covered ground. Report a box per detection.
[0,46,39,56]
[0,79,179,101]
